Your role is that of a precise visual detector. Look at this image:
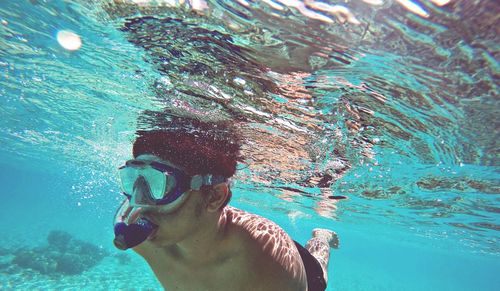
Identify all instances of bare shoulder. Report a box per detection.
[224,206,307,291]
[225,206,294,250]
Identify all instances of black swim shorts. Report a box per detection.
[294,241,327,291]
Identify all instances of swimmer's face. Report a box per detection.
[138,187,208,247]
[130,155,209,247]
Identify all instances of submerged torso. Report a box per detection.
[137,206,308,291]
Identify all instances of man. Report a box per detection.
[114,119,338,291]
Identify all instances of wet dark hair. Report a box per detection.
[132,118,242,178]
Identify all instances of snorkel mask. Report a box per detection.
[118,158,227,207]
[113,157,228,250]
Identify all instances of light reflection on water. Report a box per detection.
[0,1,498,288]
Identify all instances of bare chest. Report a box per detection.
[145,251,258,291]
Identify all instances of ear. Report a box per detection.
[206,183,229,213]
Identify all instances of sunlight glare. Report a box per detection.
[56,30,82,51]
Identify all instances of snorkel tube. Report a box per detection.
[113,199,158,250]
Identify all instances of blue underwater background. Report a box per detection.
[1,159,499,290]
[1,0,499,290]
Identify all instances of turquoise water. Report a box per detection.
[1,0,499,290]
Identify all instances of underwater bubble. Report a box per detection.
[56,30,82,51]
[233,77,246,86]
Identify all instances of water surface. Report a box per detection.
[0,0,498,290]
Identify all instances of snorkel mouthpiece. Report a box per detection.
[113,218,157,250]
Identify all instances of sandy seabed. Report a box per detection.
[0,254,162,291]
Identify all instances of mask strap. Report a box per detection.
[190,175,228,190]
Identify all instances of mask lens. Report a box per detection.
[119,160,181,206]
[119,167,139,195]
[142,168,167,199]
[119,164,175,203]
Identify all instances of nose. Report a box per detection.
[132,176,155,205]
[133,175,149,192]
